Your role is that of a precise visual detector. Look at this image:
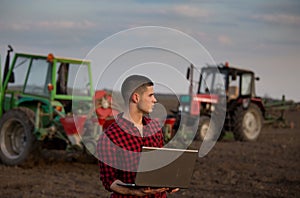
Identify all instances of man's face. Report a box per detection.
[137,86,157,114]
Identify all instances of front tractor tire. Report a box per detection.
[233,103,263,141]
[198,116,210,140]
[198,116,224,141]
[0,108,37,166]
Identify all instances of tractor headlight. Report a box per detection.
[211,105,215,112]
[178,106,183,112]
[184,106,190,112]
[178,105,190,113]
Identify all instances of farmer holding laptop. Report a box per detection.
[97,75,178,197]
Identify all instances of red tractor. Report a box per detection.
[170,62,265,142]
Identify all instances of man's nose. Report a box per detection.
[153,97,157,103]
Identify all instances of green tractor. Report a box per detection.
[0,46,97,166]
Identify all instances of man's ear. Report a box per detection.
[131,92,139,103]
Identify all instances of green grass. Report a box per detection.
[222,132,234,141]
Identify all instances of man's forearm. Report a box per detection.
[110,180,146,196]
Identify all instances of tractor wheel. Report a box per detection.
[0,108,37,165]
[233,103,263,141]
[198,116,224,141]
[198,116,210,140]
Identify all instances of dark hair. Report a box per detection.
[121,75,154,104]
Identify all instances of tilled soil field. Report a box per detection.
[0,110,299,198]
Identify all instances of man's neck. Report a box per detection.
[123,111,144,137]
[123,111,143,126]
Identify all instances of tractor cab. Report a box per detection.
[198,62,258,102]
[174,62,264,142]
[3,53,93,115]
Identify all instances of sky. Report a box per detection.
[0,0,300,102]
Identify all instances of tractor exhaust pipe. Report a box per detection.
[3,45,14,85]
[188,64,194,96]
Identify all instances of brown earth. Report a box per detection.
[0,98,299,198]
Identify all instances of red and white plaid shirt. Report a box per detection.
[97,113,166,198]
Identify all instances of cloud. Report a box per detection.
[252,14,300,26]
[37,20,96,29]
[170,5,211,18]
[218,35,233,45]
[0,20,97,31]
[10,23,31,31]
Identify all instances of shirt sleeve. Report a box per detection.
[97,132,118,191]
[152,118,165,147]
[159,130,164,147]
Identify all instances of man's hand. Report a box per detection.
[110,180,172,196]
[142,187,170,194]
[139,187,179,195]
[168,188,180,194]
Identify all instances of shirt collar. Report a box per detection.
[116,112,151,127]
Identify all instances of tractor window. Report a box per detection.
[228,75,240,87]
[228,75,240,100]
[56,63,69,95]
[55,62,90,96]
[241,74,252,96]
[199,71,213,94]
[199,68,225,95]
[7,56,30,91]
[24,58,51,97]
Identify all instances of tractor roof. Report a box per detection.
[202,63,255,75]
[15,52,91,64]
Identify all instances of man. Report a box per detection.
[97,75,177,197]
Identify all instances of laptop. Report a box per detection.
[119,146,198,189]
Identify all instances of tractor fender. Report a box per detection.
[17,97,65,115]
[17,96,51,109]
[251,97,266,117]
[17,97,65,130]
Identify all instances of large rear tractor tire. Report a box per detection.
[233,103,263,141]
[0,108,37,165]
